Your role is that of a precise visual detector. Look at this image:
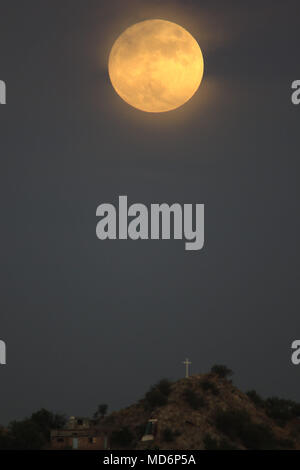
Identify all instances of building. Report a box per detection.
[51,416,109,450]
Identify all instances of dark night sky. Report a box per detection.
[0,0,300,424]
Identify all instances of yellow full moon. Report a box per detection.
[108,19,204,113]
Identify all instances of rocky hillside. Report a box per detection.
[100,373,300,450]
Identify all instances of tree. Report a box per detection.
[31,409,66,440]
[214,409,281,449]
[144,387,168,409]
[2,409,67,450]
[264,397,300,426]
[183,388,205,410]
[156,379,172,397]
[9,419,46,450]
[162,427,176,443]
[111,427,133,448]
[211,364,233,379]
[247,390,264,408]
[201,379,219,395]
[144,379,172,410]
[94,404,108,419]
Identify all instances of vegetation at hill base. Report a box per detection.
[1,365,300,450]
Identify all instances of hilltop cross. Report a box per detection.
[182,358,192,378]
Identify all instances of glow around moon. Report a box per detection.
[108,20,204,113]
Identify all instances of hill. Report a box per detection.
[100,373,300,450]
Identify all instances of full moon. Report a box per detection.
[108,20,204,113]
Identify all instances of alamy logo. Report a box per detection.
[0,340,6,365]
[291,340,300,365]
[96,196,204,251]
[291,80,300,105]
[0,80,6,104]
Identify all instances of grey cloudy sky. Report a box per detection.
[0,0,299,424]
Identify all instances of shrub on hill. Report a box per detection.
[246,390,264,408]
[162,427,179,443]
[203,434,239,450]
[183,388,205,410]
[211,365,233,380]
[247,392,300,427]
[110,427,134,448]
[264,397,300,426]
[144,379,172,410]
[201,380,219,395]
[156,379,172,397]
[214,408,291,449]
